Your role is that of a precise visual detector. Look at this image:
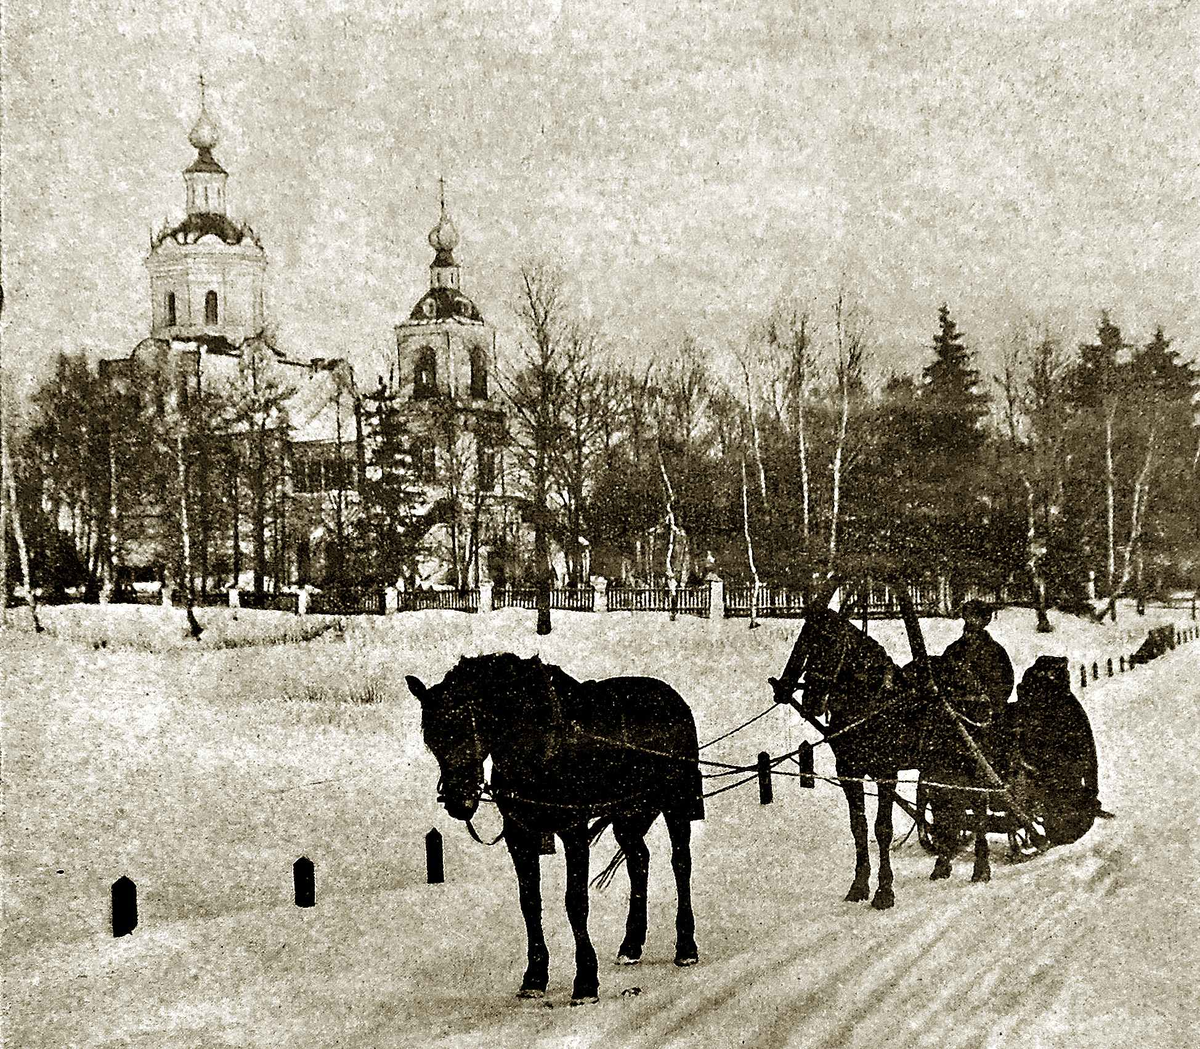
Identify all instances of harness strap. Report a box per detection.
[465,817,505,846]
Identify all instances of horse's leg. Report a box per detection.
[840,769,871,902]
[929,788,953,881]
[561,825,599,1004]
[665,810,698,966]
[612,811,656,964]
[507,828,549,998]
[971,794,992,883]
[872,777,897,910]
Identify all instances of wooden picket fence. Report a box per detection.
[492,587,597,612]
[607,585,712,618]
[723,585,809,619]
[723,580,944,620]
[308,588,386,616]
[398,588,480,613]
[238,591,300,614]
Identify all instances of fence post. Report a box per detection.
[594,576,608,614]
[112,876,137,937]
[426,829,445,884]
[797,742,815,789]
[293,857,315,907]
[384,586,399,614]
[228,587,240,609]
[708,575,725,621]
[757,752,773,805]
[297,588,309,616]
[478,582,493,614]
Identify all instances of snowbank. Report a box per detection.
[2,601,1196,1047]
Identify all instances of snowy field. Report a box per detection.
[2,601,1197,1048]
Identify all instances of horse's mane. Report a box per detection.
[812,608,898,679]
[440,653,581,717]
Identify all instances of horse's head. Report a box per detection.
[407,657,500,821]
[771,607,854,720]
[772,606,895,723]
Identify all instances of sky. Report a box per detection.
[2,0,1198,402]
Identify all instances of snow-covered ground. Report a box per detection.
[2,601,1197,1048]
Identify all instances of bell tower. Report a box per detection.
[144,77,267,345]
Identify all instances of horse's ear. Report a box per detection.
[405,675,428,702]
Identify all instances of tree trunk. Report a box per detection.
[1022,477,1052,633]
[658,441,678,622]
[0,419,8,624]
[742,457,759,629]
[1104,405,1116,595]
[535,431,551,635]
[1095,422,1157,623]
[174,431,202,638]
[2,433,41,632]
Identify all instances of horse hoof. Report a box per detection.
[616,953,642,966]
[570,996,599,1007]
[844,886,870,903]
[971,869,992,884]
[930,860,952,881]
[674,955,698,968]
[871,889,894,910]
[517,989,545,1000]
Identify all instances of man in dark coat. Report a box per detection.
[942,600,1015,722]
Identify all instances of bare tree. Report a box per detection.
[505,262,569,635]
[766,299,816,551]
[1,424,41,632]
[828,289,868,566]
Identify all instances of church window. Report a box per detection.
[423,298,436,317]
[469,347,488,399]
[413,346,438,400]
[205,290,219,325]
[412,439,436,482]
[166,292,177,326]
[477,444,496,491]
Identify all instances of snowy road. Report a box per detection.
[2,604,1197,1047]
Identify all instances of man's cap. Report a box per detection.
[961,599,993,623]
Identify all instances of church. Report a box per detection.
[101,82,512,596]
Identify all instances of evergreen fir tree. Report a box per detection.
[920,304,989,455]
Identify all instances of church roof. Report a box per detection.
[185,147,227,175]
[408,286,484,323]
[153,212,262,250]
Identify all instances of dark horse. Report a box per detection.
[406,653,704,1003]
[770,605,999,909]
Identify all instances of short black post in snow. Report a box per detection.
[1080,665,1087,689]
[1119,654,1125,673]
[757,751,773,805]
[112,875,137,937]
[426,828,444,884]
[1092,661,1099,681]
[797,741,815,789]
[1106,657,1113,677]
[293,856,315,908]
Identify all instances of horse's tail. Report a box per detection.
[591,846,626,891]
[587,816,612,847]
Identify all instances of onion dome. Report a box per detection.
[428,205,460,270]
[188,104,220,152]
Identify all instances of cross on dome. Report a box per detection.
[188,74,220,152]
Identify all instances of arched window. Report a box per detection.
[166,292,177,327]
[469,347,488,399]
[205,290,218,325]
[413,345,437,400]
